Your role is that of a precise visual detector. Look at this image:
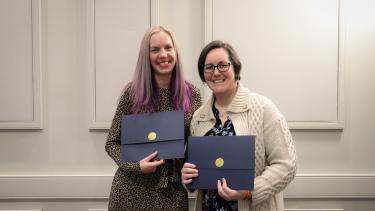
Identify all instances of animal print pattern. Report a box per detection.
[105,82,202,211]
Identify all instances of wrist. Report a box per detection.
[242,190,252,200]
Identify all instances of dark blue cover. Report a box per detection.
[187,136,255,190]
[120,110,184,161]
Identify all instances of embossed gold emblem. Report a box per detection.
[148,131,156,141]
[215,157,224,168]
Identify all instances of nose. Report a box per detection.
[212,67,221,75]
[159,48,167,57]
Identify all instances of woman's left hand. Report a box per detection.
[217,178,249,201]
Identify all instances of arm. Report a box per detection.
[251,98,297,205]
[104,89,143,174]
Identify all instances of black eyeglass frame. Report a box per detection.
[203,62,231,73]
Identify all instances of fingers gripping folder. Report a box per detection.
[187,135,255,190]
[120,111,185,161]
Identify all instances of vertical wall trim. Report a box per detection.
[203,0,213,45]
[150,0,160,26]
[31,0,42,129]
[202,0,213,102]
[87,0,103,129]
[337,0,346,130]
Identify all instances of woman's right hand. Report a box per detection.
[181,162,199,185]
[139,151,165,173]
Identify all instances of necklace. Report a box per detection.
[215,103,228,119]
[219,111,226,118]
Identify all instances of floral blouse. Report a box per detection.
[202,104,238,211]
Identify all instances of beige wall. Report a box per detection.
[0,0,375,210]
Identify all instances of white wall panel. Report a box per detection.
[0,0,42,129]
[0,0,374,210]
[206,0,343,129]
[90,0,151,129]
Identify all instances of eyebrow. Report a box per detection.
[205,61,229,65]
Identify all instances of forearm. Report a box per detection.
[252,118,297,205]
[105,136,142,174]
[105,88,142,174]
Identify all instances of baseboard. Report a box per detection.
[0,174,374,199]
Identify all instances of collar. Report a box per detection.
[196,82,251,121]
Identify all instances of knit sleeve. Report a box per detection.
[251,98,297,205]
[104,87,142,174]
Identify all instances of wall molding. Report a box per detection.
[87,0,101,130]
[0,210,42,211]
[285,174,375,198]
[150,0,159,26]
[0,0,42,129]
[0,175,112,199]
[0,174,374,199]
[285,209,344,211]
[88,0,160,130]
[203,0,345,130]
[288,0,345,130]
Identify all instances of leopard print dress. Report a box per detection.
[105,82,201,211]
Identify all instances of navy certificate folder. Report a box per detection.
[187,135,255,190]
[120,110,185,162]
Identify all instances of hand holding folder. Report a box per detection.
[139,151,165,173]
[186,135,255,190]
[120,111,185,162]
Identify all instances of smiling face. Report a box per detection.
[204,48,237,96]
[149,30,176,81]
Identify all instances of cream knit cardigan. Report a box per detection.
[189,83,297,211]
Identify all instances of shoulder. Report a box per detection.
[185,81,200,95]
[118,82,134,105]
[249,91,284,120]
[184,81,202,101]
[231,84,272,112]
[190,99,212,136]
[249,92,271,106]
[236,82,283,119]
[191,97,211,120]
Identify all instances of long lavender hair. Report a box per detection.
[128,26,192,113]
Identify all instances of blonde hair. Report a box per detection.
[129,26,191,113]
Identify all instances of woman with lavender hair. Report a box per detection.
[105,26,201,210]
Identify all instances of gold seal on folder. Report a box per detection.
[148,131,156,141]
[215,157,224,168]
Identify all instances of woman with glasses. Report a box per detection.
[105,26,201,210]
[181,40,297,211]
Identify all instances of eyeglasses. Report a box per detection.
[204,62,231,73]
